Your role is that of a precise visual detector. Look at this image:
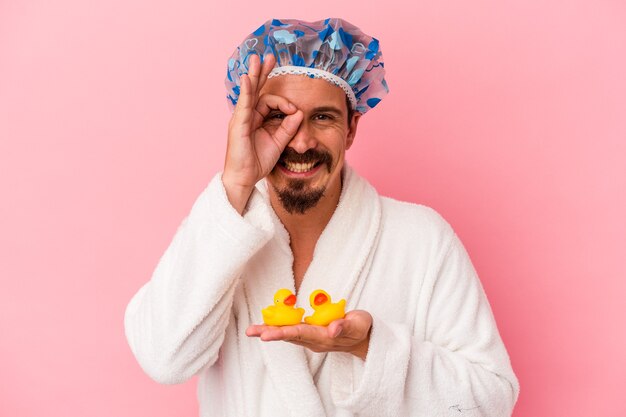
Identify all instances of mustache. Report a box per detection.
[278,148,333,167]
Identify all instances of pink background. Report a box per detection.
[1,0,625,416]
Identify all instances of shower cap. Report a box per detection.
[225,17,388,115]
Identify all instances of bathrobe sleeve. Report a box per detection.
[330,231,520,417]
[124,173,274,384]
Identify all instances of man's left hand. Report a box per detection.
[246,310,373,360]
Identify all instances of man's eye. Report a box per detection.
[314,113,333,121]
[265,112,286,122]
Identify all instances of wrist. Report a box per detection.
[221,174,254,215]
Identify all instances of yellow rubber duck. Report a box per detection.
[304,289,346,326]
[262,289,305,326]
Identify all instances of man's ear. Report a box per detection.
[346,112,361,150]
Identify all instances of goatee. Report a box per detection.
[274,180,326,214]
[273,148,333,214]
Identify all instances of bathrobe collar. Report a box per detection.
[243,164,382,417]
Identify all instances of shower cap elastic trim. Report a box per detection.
[268,66,358,110]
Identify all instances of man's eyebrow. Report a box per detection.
[311,106,344,115]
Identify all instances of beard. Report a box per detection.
[272,147,334,215]
[274,180,326,214]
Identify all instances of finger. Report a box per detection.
[349,310,373,327]
[256,54,276,94]
[252,109,265,129]
[258,326,292,342]
[246,324,271,337]
[260,324,325,343]
[346,312,368,335]
[247,54,261,95]
[234,74,253,117]
[272,110,304,148]
[278,333,357,354]
[327,320,344,339]
[328,311,372,341]
[255,93,298,119]
[331,317,361,339]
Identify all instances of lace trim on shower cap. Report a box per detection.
[268,66,357,110]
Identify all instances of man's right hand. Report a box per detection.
[222,54,304,214]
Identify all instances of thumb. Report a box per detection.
[272,110,303,147]
[328,321,344,338]
[344,311,373,338]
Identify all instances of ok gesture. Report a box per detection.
[222,54,304,214]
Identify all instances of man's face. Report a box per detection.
[259,75,360,214]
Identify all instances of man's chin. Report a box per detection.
[272,183,326,215]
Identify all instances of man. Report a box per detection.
[125,18,519,417]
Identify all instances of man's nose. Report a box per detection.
[287,121,317,153]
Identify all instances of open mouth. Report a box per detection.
[280,160,323,173]
[276,148,332,176]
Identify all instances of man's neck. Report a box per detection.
[269,179,342,244]
[268,176,343,291]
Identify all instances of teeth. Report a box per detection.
[285,162,316,173]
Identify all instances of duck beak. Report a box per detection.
[314,293,328,306]
[284,294,296,306]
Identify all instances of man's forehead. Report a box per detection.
[261,74,347,111]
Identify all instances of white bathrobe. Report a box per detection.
[124,166,520,417]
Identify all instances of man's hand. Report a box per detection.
[246,310,373,360]
[222,54,304,214]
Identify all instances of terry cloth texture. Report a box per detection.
[125,165,520,417]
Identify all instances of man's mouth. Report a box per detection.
[281,161,320,173]
[277,148,332,175]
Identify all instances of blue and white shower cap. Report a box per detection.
[225,18,389,114]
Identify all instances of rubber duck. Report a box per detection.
[262,289,305,326]
[304,289,346,326]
